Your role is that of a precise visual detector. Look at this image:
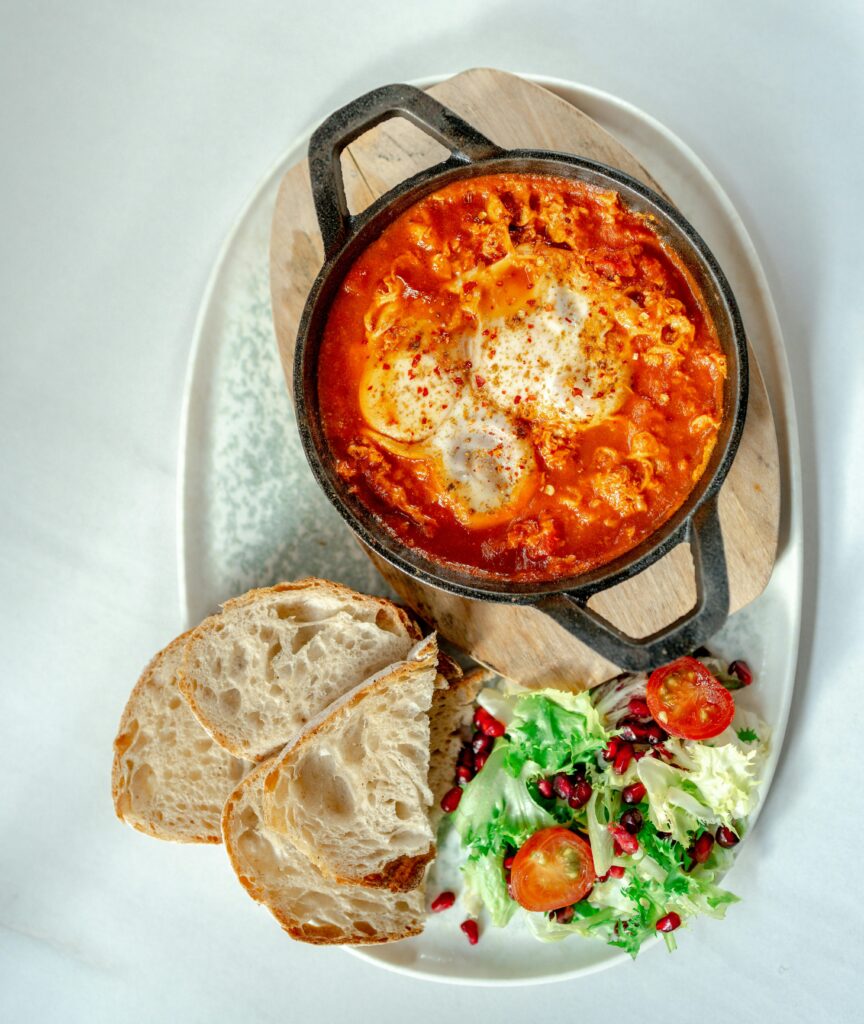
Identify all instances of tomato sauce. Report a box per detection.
[317,174,725,582]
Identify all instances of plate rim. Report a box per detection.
[175,70,802,987]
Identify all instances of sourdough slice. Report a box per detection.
[428,665,491,830]
[179,579,420,761]
[112,633,250,843]
[222,759,425,945]
[262,636,438,891]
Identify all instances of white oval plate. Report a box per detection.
[178,74,801,986]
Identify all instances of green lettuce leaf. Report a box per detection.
[461,853,517,927]
[501,689,609,776]
[451,742,556,856]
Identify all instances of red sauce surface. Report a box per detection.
[317,174,726,582]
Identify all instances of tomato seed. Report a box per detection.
[431,891,455,912]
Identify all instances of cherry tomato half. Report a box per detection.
[509,827,595,912]
[646,656,735,741]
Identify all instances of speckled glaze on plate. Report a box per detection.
[177,75,801,985]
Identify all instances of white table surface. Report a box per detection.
[2,1,862,1020]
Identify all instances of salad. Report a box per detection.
[438,655,769,956]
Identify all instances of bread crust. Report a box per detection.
[178,578,421,761]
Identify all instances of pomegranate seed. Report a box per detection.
[620,808,643,835]
[440,787,462,813]
[472,731,492,755]
[503,854,515,870]
[553,773,574,800]
[653,743,671,758]
[628,697,651,718]
[474,751,489,772]
[570,763,587,782]
[716,825,740,848]
[457,744,474,767]
[656,911,681,933]
[729,660,753,686]
[613,742,634,775]
[622,782,647,805]
[608,865,625,878]
[455,764,473,784]
[603,737,620,761]
[480,716,506,738]
[430,891,455,912]
[613,840,623,857]
[645,723,667,746]
[608,822,639,854]
[537,778,554,799]
[618,719,652,743]
[691,832,714,863]
[597,870,610,882]
[552,905,575,924]
[633,749,648,761]
[460,918,480,945]
[473,706,491,728]
[568,780,593,809]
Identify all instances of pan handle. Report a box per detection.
[308,83,502,257]
[538,498,730,672]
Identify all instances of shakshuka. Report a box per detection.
[317,173,726,582]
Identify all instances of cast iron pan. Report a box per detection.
[293,84,748,671]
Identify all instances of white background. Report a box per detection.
[2,1,862,1021]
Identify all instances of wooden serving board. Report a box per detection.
[269,68,780,689]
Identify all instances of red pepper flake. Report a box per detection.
[475,375,486,388]
[564,317,573,324]
[514,395,522,404]
[411,353,422,367]
[482,328,490,336]
[572,387,583,397]
[433,365,441,378]
[422,387,429,396]
[382,362,391,370]
[527,323,535,329]
[465,360,473,369]
[453,376,464,386]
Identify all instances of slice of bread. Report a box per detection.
[112,633,250,843]
[178,579,421,761]
[428,665,491,830]
[222,759,425,945]
[262,636,438,892]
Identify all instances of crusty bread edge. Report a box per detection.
[262,635,439,892]
[112,630,224,844]
[177,578,422,761]
[221,759,425,946]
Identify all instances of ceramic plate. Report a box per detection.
[177,74,801,985]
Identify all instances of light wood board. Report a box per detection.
[269,68,780,688]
